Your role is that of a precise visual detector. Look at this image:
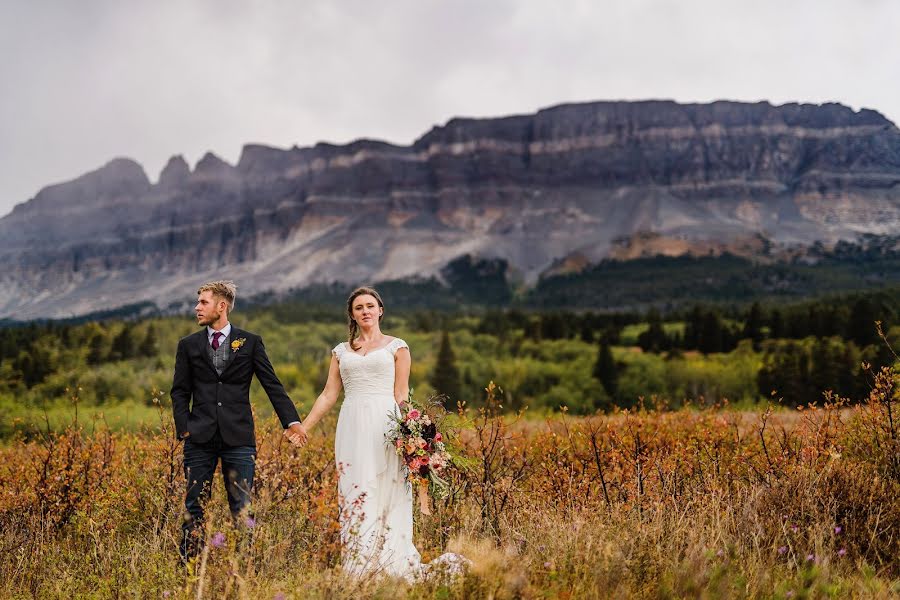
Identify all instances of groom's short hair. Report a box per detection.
[198,280,237,312]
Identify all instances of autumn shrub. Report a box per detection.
[1,374,899,598]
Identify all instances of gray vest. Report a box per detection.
[208,334,230,376]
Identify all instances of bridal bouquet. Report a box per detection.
[386,397,453,514]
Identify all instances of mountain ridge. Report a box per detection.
[3,98,900,319]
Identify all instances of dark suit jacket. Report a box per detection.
[170,327,300,446]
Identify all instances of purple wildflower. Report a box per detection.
[786,592,795,598]
[778,546,787,555]
[806,553,816,562]
[274,593,286,600]
[791,525,799,533]
[838,548,847,557]
[210,532,226,548]
[834,526,842,534]
[245,516,257,528]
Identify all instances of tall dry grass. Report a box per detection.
[1,371,898,598]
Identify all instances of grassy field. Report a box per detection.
[1,373,898,599]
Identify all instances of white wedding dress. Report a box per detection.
[332,338,467,579]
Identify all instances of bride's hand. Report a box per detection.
[284,423,308,447]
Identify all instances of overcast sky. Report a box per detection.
[1,0,898,217]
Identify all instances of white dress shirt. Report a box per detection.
[207,323,232,347]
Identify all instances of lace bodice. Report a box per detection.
[332,337,409,400]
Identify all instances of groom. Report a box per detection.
[171,280,307,561]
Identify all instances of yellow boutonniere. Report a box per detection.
[231,338,247,353]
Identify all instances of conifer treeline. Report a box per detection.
[2,288,897,411]
[421,291,898,408]
[0,321,158,390]
[457,293,896,353]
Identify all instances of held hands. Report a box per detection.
[284,422,308,447]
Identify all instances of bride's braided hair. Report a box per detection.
[346,286,385,351]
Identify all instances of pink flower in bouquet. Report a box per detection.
[430,453,446,469]
[386,399,453,500]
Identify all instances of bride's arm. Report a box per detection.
[393,347,411,406]
[297,356,343,434]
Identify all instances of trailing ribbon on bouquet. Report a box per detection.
[418,485,432,515]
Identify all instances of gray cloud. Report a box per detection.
[1,0,898,216]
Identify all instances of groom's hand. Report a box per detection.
[284,422,308,447]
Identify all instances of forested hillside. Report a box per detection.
[2,285,897,439]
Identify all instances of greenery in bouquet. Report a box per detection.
[386,393,454,501]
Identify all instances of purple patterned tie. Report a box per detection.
[211,332,223,350]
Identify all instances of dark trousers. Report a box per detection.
[180,429,256,560]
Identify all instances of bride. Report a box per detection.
[286,286,465,578]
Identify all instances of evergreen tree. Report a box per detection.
[769,308,786,339]
[87,333,107,366]
[430,331,461,407]
[592,341,618,400]
[847,297,880,348]
[60,325,72,349]
[141,323,159,355]
[412,311,436,333]
[786,308,809,339]
[476,310,508,338]
[683,305,703,349]
[110,327,134,361]
[699,309,725,353]
[540,313,566,340]
[829,305,852,340]
[597,325,622,346]
[13,351,35,387]
[838,342,863,400]
[758,341,813,407]
[809,337,839,399]
[14,342,53,388]
[742,302,765,349]
[579,321,594,344]
[527,318,542,341]
[637,309,669,353]
[461,367,475,403]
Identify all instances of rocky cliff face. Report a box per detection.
[2,100,900,319]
